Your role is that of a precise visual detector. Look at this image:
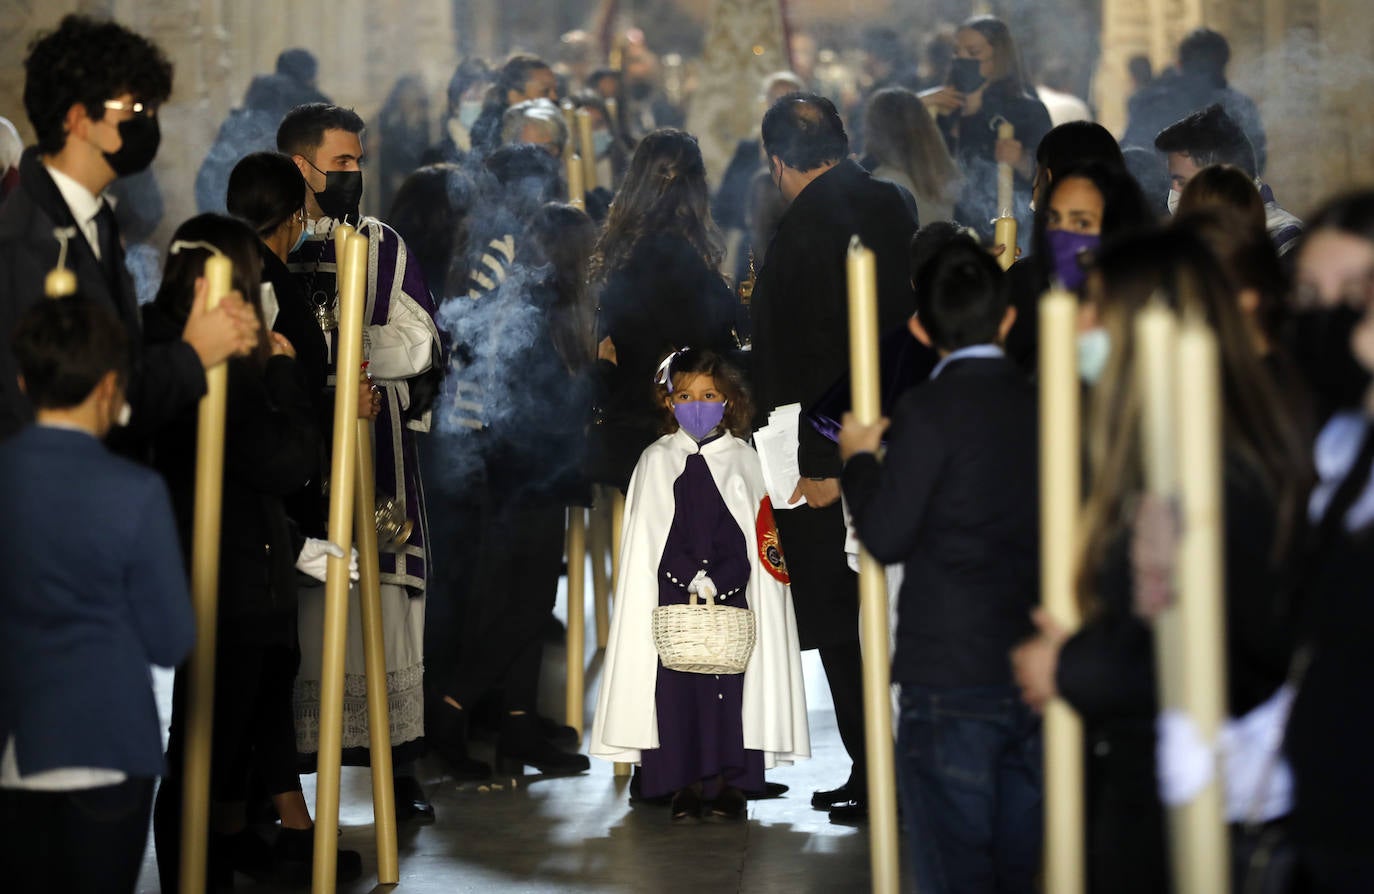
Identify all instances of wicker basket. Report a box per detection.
[652,590,756,675]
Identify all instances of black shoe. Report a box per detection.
[708,786,748,822]
[393,775,436,824]
[671,786,702,823]
[745,781,789,801]
[811,782,855,810]
[272,827,363,886]
[221,826,276,882]
[628,767,673,806]
[429,700,492,781]
[495,713,590,776]
[539,714,581,750]
[828,799,868,825]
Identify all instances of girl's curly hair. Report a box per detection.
[656,348,755,439]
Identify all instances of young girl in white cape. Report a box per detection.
[590,349,809,821]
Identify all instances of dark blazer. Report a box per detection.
[751,158,922,480]
[842,354,1040,687]
[0,425,194,779]
[0,149,206,444]
[144,303,316,638]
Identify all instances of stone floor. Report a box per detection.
[135,566,892,893]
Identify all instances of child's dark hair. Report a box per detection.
[13,294,129,410]
[913,234,1008,351]
[656,348,755,439]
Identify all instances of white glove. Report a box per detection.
[296,538,360,583]
[687,569,718,602]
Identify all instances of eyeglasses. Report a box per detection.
[103,99,157,118]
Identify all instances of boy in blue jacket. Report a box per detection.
[0,295,193,893]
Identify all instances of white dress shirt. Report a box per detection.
[44,162,110,261]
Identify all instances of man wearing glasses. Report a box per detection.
[0,14,260,448]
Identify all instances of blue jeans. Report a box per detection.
[898,684,1043,894]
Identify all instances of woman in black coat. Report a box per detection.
[1011,230,1310,893]
[145,215,360,888]
[920,15,1051,243]
[590,129,739,490]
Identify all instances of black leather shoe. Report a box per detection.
[671,786,702,823]
[393,775,436,824]
[811,782,855,810]
[538,714,581,750]
[745,781,790,801]
[495,713,590,776]
[828,799,869,825]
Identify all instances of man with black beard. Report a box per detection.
[276,102,444,823]
[0,15,259,447]
[748,93,928,823]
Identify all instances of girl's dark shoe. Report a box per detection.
[495,713,590,776]
[671,786,703,823]
[393,775,436,823]
[709,786,748,822]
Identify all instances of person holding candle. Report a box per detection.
[1010,228,1310,894]
[838,235,1043,894]
[590,348,809,821]
[1282,191,1374,891]
[276,102,444,812]
[0,14,261,448]
[750,93,919,823]
[0,295,194,894]
[919,15,1051,244]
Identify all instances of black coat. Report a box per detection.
[144,303,317,641]
[750,159,919,648]
[593,232,737,489]
[1056,457,1294,893]
[843,355,1039,687]
[0,149,205,446]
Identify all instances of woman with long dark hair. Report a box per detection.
[591,128,739,490]
[1011,228,1310,893]
[920,15,1052,242]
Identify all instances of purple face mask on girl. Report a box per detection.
[674,401,727,440]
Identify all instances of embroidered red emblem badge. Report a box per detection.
[756,496,790,584]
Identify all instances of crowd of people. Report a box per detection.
[0,9,1371,894]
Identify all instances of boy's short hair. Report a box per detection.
[1154,104,1256,177]
[913,235,1008,351]
[276,102,366,159]
[761,93,848,173]
[24,15,174,156]
[13,295,128,410]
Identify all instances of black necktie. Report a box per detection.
[94,201,119,286]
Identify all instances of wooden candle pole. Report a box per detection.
[610,490,631,777]
[312,230,368,894]
[589,487,612,650]
[993,121,1017,271]
[846,236,900,894]
[178,253,234,894]
[1172,323,1230,894]
[560,100,577,158]
[575,107,598,192]
[352,291,398,882]
[565,507,588,736]
[1038,288,1086,894]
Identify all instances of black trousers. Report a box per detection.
[0,776,154,894]
[154,634,301,892]
[820,637,868,790]
[430,500,566,713]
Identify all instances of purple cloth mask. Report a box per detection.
[1046,229,1101,292]
[674,401,727,440]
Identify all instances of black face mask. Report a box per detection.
[103,115,160,177]
[1283,303,1372,416]
[310,167,364,223]
[948,57,987,94]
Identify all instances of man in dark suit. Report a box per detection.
[0,14,258,445]
[0,295,194,894]
[749,92,925,822]
[840,236,1042,893]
